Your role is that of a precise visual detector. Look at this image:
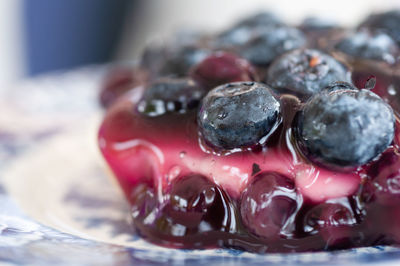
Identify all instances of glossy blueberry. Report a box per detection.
[239,26,306,66]
[266,49,350,99]
[198,82,281,150]
[335,30,399,63]
[359,10,400,45]
[138,78,205,117]
[295,87,395,167]
[240,172,298,239]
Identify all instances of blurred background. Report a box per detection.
[1,0,400,88]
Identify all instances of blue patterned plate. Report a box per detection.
[1,67,400,265]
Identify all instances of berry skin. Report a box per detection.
[323,81,357,92]
[266,49,350,99]
[295,87,395,167]
[138,78,205,117]
[240,172,298,239]
[190,52,257,90]
[359,10,400,45]
[239,26,306,66]
[335,30,399,64]
[198,82,281,150]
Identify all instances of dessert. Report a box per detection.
[98,11,400,253]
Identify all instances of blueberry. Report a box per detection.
[239,26,306,66]
[138,78,205,117]
[217,25,258,48]
[235,11,283,28]
[159,45,211,77]
[198,82,281,150]
[300,17,339,32]
[323,81,357,92]
[266,49,350,99]
[335,30,399,64]
[240,172,298,239]
[140,42,210,77]
[295,87,395,167]
[299,18,346,51]
[359,10,400,45]
[217,12,283,48]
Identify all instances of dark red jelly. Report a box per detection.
[98,78,400,252]
[98,11,400,253]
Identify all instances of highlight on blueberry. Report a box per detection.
[198,82,281,150]
[295,86,395,167]
[138,78,205,117]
